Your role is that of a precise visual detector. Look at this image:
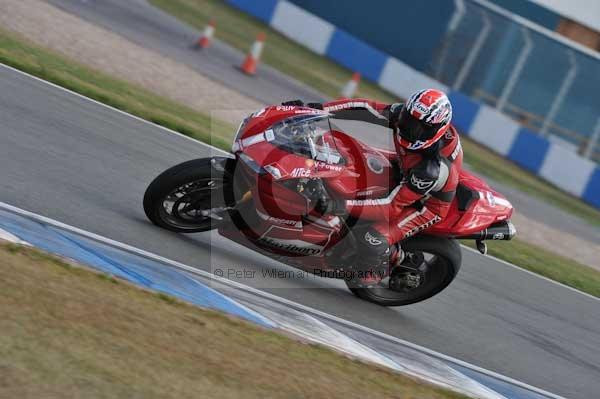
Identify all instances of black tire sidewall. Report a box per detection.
[143,157,233,233]
[347,235,462,306]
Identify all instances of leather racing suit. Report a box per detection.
[322,98,464,275]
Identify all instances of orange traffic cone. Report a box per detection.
[195,19,216,49]
[240,32,266,75]
[340,72,361,98]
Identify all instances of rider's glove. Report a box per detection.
[307,102,324,110]
[281,99,304,107]
[388,103,403,129]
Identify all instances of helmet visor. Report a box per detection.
[397,108,439,143]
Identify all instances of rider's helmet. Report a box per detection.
[393,89,453,151]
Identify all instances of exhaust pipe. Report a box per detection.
[457,221,516,241]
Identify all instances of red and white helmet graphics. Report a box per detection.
[397,89,453,150]
[406,89,452,125]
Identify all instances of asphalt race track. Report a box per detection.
[1,64,600,398]
[45,0,600,244]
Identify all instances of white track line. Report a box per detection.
[0,201,566,399]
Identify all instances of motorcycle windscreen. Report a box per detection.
[266,114,343,165]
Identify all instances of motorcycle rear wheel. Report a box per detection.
[143,157,235,233]
[346,235,461,306]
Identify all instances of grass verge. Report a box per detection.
[0,243,467,399]
[465,239,600,297]
[150,0,600,227]
[0,26,597,297]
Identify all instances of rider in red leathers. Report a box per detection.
[288,89,462,286]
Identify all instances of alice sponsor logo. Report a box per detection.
[276,105,296,111]
[291,168,311,178]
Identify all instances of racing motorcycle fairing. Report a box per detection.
[230,105,512,238]
[144,103,517,305]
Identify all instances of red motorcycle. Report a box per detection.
[144,105,516,306]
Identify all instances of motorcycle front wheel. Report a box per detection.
[346,235,462,306]
[143,157,236,233]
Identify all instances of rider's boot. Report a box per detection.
[352,229,399,288]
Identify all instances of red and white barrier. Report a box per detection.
[196,19,216,49]
[240,32,266,75]
[340,72,360,98]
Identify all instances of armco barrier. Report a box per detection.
[226,0,600,209]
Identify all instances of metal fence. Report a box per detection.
[428,0,600,162]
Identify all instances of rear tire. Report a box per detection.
[346,235,461,306]
[143,157,235,233]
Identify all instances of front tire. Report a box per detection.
[346,235,461,306]
[143,157,235,233]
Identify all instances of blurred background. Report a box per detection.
[288,0,600,160]
[225,0,600,209]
